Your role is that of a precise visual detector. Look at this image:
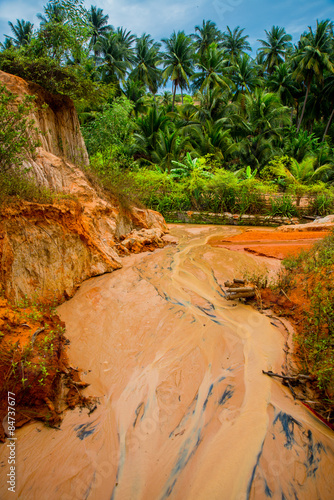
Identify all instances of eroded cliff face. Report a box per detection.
[0,71,168,302]
[0,70,89,167]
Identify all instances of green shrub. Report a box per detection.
[0,170,53,204]
[308,192,334,216]
[0,50,113,107]
[0,83,40,174]
[281,233,334,395]
[81,97,135,157]
[268,194,298,217]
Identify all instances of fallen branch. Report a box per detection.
[68,380,90,388]
[262,370,313,382]
[226,287,255,293]
[224,280,245,288]
[226,291,256,300]
[224,278,255,300]
[280,289,291,301]
[31,327,45,346]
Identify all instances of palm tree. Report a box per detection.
[192,20,222,62]
[162,31,194,110]
[88,6,111,56]
[134,106,170,157]
[238,134,276,170]
[160,91,173,109]
[131,34,162,96]
[191,43,232,92]
[233,89,290,169]
[151,128,190,172]
[257,26,292,75]
[255,51,267,78]
[221,26,251,63]
[270,156,332,184]
[7,19,34,47]
[193,86,230,123]
[268,63,300,119]
[95,32,131,85]
[245,88,290,137]
[95,28,135,85]
[170,103,199,129]
[115,27,136,54]
[122,78,147,117]
[191,120,236,161]
[283,128,319,162]
[37,2,66,25]
[231,54,263,102]
[0,38,14,50]
[322,74,334,141]
[293,20,334,132]
[300,82,324,132]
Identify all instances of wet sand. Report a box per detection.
[0,224,333,499]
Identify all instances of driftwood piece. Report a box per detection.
[224,280,245,288]
[31,327,45,346]
[302,215,317,221]
[226,291,256,300]
[224,278,256,300]
[68,380,90,388]
[262,370,313,382]
[226,287,255,293]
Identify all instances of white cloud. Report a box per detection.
[0,0,332,47]
[0,0,44,40]
[88,0,207,39]
[0,0,44,23]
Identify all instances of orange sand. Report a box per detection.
[209,229,329,259]
[0,225,333,500]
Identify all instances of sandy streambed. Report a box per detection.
[209,227,330,260]
[0,224,333,500]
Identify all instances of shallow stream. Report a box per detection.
[1,225,333,499]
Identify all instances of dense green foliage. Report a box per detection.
[1,1,334,210]
[280,232,334,402]
[81,96,135,157]
[86,157,334,219]
[0,171,54,205]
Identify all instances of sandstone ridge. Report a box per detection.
[0,70,168,302]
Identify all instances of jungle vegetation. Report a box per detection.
[1,0,334,216]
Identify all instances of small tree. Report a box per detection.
[0,84,40,173]
[81,96,135,157]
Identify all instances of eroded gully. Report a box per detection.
[0,224,333,500]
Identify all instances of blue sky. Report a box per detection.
[0,0,333,50]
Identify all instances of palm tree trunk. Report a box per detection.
[181,86,183,105]
[172,81,177,112]
[297,80,311,133]
[241,87,245,111]
[295,101,299,128]
[322,106,334,142]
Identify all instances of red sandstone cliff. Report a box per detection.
[0,70,168,302]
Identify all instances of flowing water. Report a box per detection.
[1,225,333,500]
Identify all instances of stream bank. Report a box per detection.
[0,224,333,500]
